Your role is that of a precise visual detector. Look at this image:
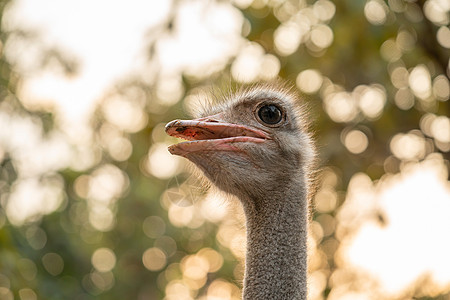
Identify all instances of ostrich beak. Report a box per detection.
[165,115,269,156]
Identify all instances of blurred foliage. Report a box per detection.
[0,0,449,299]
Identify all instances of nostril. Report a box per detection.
[206,118,219,123]
[194,115,222,123]
[194,113,224,123]
[195,117,217,122]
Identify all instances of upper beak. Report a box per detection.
[165,115,269,156]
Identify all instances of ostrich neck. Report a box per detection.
[242,181,308,300]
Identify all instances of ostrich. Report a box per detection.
[165,82,315,300]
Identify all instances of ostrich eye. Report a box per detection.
[257,104,282,125]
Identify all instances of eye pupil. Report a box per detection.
[258,105,282,125]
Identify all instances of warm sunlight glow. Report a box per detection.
[336,154,450,297]
[315,189,338,215]
[217,221,246,260]
[206,279,241,300]
[231,43,280,83]
[394,88,415,110]
[87,164,128,231]
[409,65,432,99]
[323,92,358,123]
[310,24,334,49]
[390,131,426,161]
[390,67,409,89]
[309,270,328,300]
[201,192,228,223]
[92,248,116,273]
[197,248,224,273]
[18,288,37,300]
[146,143,182,179]
[102,95,148,133]
[357,85,386,119]
[433,75,450,101]
[4,0,173,121]
[364,0,388,25]
[99,124,133,162]
[6,176,65,226]
[157,1,243,77]
[396,30,416,52]
[296,69,323,94]
[0,112,72,176]
[380,39,402,61]
[2,0,449,298]
[423,0,449,25]
[343,130,369,154]
[143,247,167,272]
[260,54,281,81]
[274,21,305,56]
[168,204,195,228]
[87,165,127,203]
[436,26,450,48]
[165,280,192,300]
[182,255,209,280]
[156,76,185,106]
[313,0,336,22]
[0,288,13,300]
[89,270,115,292]
[431,116,450,144]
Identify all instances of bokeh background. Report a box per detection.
[0,0,449,299]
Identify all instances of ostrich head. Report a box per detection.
[165,82,315,209]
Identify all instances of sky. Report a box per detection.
[4,0,244,124]
[5,0,173,120]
